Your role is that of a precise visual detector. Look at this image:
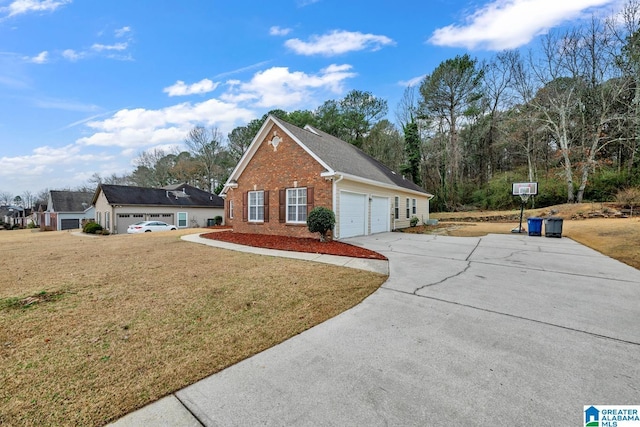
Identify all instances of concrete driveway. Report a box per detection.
[111,233,640,426]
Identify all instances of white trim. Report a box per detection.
[177,211,188,228]
[286,187,307,224]
[221,115,334,195]
[334,172,433,198]
[248,190,264,222]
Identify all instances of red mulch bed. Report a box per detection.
[200,231,387,260]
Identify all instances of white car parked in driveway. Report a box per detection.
[127,221,177,233]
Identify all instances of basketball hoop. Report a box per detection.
[512,182,538,234]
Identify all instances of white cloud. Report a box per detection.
[429,0,617,50]
[163,79,219,97]
[221,64,356,108]
[213,60,272,79]
[33,97,100,112]
[25,50,48,63]
[2,0,70,18]
[77,99,255,148]
[115,26,131,38]
[92,42,128,52]
[270,26,292,36]
[62,48,82,61]
[0,144,103,177]
[285,30,395,56]
[398,75,426,87]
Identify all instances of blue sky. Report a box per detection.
[0,0,625,196]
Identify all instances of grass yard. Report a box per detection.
[0,229,386,426]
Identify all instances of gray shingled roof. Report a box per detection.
[97,184,224,208]
[50,191,94,212]
[273,116,428,194]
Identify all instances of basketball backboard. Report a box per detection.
[512,182,538,196]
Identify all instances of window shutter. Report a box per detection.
[242,192,248,222]
[279,189,286,223]
[306,187,315,215]
[264,190,270,222]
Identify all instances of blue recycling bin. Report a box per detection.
[527,217,543,236]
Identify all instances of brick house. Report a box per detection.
[220,115,433,239]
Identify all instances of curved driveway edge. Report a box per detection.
[180,232,389,275]
[110,232,640,426]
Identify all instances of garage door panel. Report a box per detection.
[339,192,366,239]
[60,218,80,230]
[370,196,389,234]
[117,214,143,234]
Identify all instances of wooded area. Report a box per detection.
[5,1,640,212]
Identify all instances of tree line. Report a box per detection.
[5,1,640,212]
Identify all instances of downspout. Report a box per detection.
[332,174,344,239]
[424,194,434,224]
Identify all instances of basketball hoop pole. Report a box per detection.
[515,195,526,233]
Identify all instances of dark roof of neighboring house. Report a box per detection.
[50,191,94,212]
[272,116,429,195]
[95,183,224,208]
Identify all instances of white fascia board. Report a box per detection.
[220,118,275,196]
[336,172,434,198]
[221,115,334,195]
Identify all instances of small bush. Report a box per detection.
[83,221,103,234]
[410,216,419,227]
[307,207,335,242]
[214,215,223,226]
[616,187,640,216]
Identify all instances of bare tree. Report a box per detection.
[21,191,35,209]
[395,85,419,129]
[0,191,14,206]
[185,126,226,191]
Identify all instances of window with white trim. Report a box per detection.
[286,188,307,223]
[105,212,110,230]
[249,190,264,222]
[229,200,234,219]
[412,198,417,215]
[394,197,399,219]
[406,198,410,219]
[177,212,187,227]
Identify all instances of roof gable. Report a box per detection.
[96,184,224,208]
[49,191,94,212]
[223,115,430,196]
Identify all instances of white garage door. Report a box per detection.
[339,192,367,238]
[370,196,389,234]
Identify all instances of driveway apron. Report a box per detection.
[112,233,640,426]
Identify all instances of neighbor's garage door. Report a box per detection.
[117,214,144,234]
[60,218,80,230]
[339,192,367,238]
[370,196,389,234]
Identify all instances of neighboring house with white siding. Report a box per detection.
[40,190,95,231]
[92,183,224,234]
